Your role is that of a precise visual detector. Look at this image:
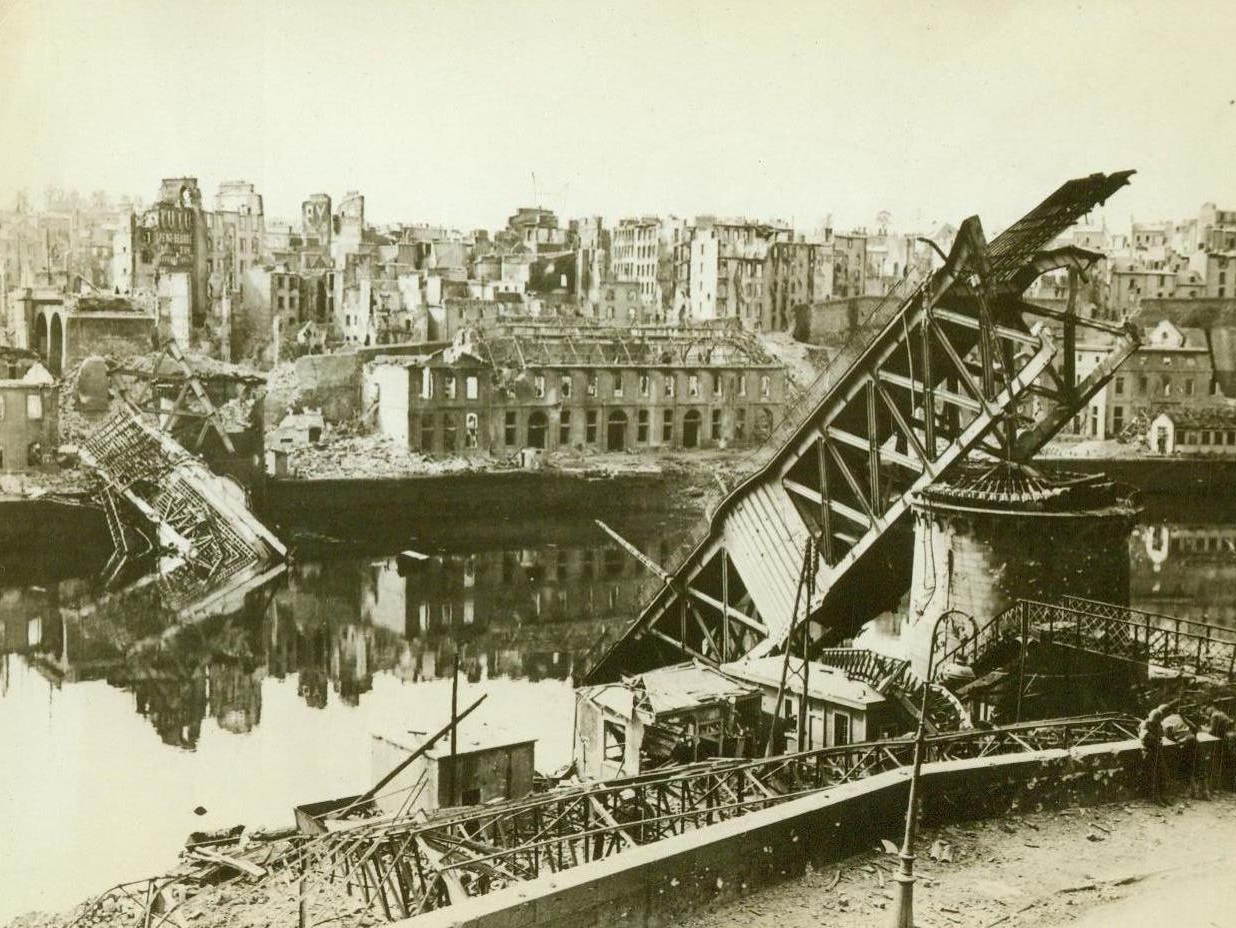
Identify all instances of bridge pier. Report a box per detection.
[904,464,1137,680]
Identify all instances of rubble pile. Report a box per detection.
[285,426,479,479]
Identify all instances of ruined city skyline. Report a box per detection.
[2,0,1234,232]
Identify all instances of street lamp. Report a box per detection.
[893,608,974,928]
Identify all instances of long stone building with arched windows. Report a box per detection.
[365,322,788,457]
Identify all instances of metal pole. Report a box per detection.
[894,611,954,928]
[450,652,460,806]
[1016,604,1028,723]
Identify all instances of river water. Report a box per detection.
[1,486,1235,920]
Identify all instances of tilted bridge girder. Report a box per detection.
[586,171,1140,683]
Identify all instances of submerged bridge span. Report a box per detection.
[587,171,1140,683]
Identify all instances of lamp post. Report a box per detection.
[893,608,973,928]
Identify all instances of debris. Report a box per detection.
[929,840,954,862]
[1086,832,1105,842]
[880,838,900,855]
[825,870,841,891]
[1091,821,1112,834]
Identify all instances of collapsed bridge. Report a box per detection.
[587,171,1141,683]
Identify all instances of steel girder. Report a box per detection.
[586,171,1139,683]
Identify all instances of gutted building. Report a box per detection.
[367,323,788,457]
[0,348,58,472]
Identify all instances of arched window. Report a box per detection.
[527,411,548,449]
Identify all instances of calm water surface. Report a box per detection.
[2,492,1235,919]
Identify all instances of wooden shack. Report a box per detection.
[370,720,536,816]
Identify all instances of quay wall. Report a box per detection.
[405,737,1184,928]
[265,470,702,549]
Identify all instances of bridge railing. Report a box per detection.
[938,597,1236,682]
[1061,595,1236,645]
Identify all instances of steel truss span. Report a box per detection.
[586,171,1139,682]
[69,715,1138,927]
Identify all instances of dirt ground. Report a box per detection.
[681,793,1236,928]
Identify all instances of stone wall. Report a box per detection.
[405,737,1184,928]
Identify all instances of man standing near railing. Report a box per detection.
[1161,709,1207,801]
[1138,705,1169,805]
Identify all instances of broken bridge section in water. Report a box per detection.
[75,340,286,615]
[586,170,1141,683]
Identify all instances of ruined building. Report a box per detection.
[365,323,787,456]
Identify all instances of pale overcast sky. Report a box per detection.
[1,0,1233,232]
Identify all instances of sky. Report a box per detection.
[1,0,1234,233]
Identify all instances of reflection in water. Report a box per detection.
[0,539,661,751]
[2,509,1235,920]
[1131,524,1236,628]
[0,532,666,921]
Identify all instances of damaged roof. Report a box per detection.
[625,661,759,717]
[720,656,885,709]
[448,326,779,370]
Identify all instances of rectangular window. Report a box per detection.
[612,371,623,398]
[443,415,457,450]
[603,720,626,763]
[586,410,598,443]
[464,413,478,449]
[26,394,42,421]
[760,375,771,398]
[1138,375,1148,394]
[662,411,673,443]
[559,410,571,445]
[832,712,851,747]
[587,373,598,397]
[735,408,746,441]
[711,408,721,439]
[637,409,649,442]
[1112,406,1125,433]
[738,375,747,398]
[534,374,546,398]
[688,374,700,398]
[444,374,456,400]
[1114,376,1125,396]
[504,411,517,446]
[561,374,572,399]
[639,373,650,397]
[420,414,435,450]
[1186,378,1195,396]
[712,373,722,396]
[465,376,478,400]
[665,375,676,398]
[421,368,434,399]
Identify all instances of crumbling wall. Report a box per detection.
[290,352,362,423]
[405,738,1179,928]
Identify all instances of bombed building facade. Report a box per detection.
[366,323,788,456]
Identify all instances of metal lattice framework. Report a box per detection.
[79,410,285,614]
[106,338,247,454]
[68,714,1139,928]
[940,596,1236,682]
[587,171,1140,683]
